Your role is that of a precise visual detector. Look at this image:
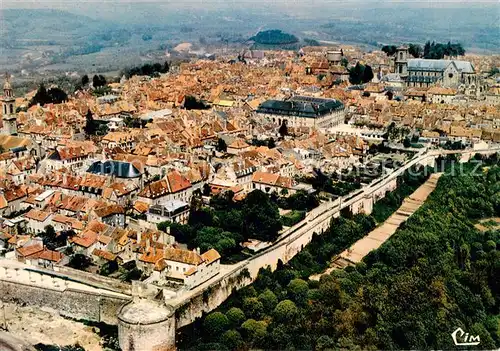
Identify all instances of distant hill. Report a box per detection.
[249,30,299,46]
[0,4,497,77]
[1,9,103,44]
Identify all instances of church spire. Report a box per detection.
[3,72,13,99]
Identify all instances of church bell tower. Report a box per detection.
[394,46,409,80]
[2,73,18,136]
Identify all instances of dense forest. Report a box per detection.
[180,156,500,350]
[249,30,299,45]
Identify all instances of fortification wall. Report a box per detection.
[171,170,414,329]
[0,264,130,324]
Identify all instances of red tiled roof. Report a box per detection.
[138,170,191,199]
[16,243,43,257]
[164,247,203,265]
[71,230,98,248]
[92,248,116,261]
[25,209,52,222]
[200,248,221,265]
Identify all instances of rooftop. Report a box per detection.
[407,59,474,73]
[87,160,142,178]
[257,96,344,118]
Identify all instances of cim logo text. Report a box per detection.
[451,327,480,346]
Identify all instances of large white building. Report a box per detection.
[256,96,345,129]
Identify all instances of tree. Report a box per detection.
[423,41,465,59]
[243,190,282,242]
[381,45,397,56]
[60,345,85,351]
[216,138,227,152]
[120,261,143,282]
[424,41,431,58]
[226,307,246,327]
[273,299,298,322]
[203,312,229,336]
[84,109,97,136]
[97,123,109,136]
[221,330,244,350]
[287,278,309,305]
[362,65,374,83]
[92,75,99,87]
[268,137,276,149]
[316,335,336,350]
[240,319,267,345]
[163,61,170,73]
[278,120,289,138]
[283,190,319,211]
[99,260,118,276]
[250,30,298,45]
[30,84,48,106]
[47,87,68,104]
[340,57,349,68]
[41,225,58,250]
[81,74,89,87]
[349,63,373,85]
[258,288,278,313]
[243,297,264,319]
[184,95,209,110]
[408,44,422,58]
[29,84,68,107]
[488,67,499,77]
[194,226,237,257]
[202,183,211,196]
[93,74,107,88]
[68,254,92,270]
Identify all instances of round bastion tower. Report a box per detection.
[118,282,177,351]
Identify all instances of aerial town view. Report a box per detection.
[0,0,499,350]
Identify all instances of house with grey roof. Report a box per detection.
[256,96,345,129]
[401,58,484,96]
[87,160,142,179]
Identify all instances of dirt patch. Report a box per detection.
[475,217,500,232]
[0,302,102,350]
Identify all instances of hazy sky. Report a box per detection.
[3,0,499,7]
[2,0,498,25]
